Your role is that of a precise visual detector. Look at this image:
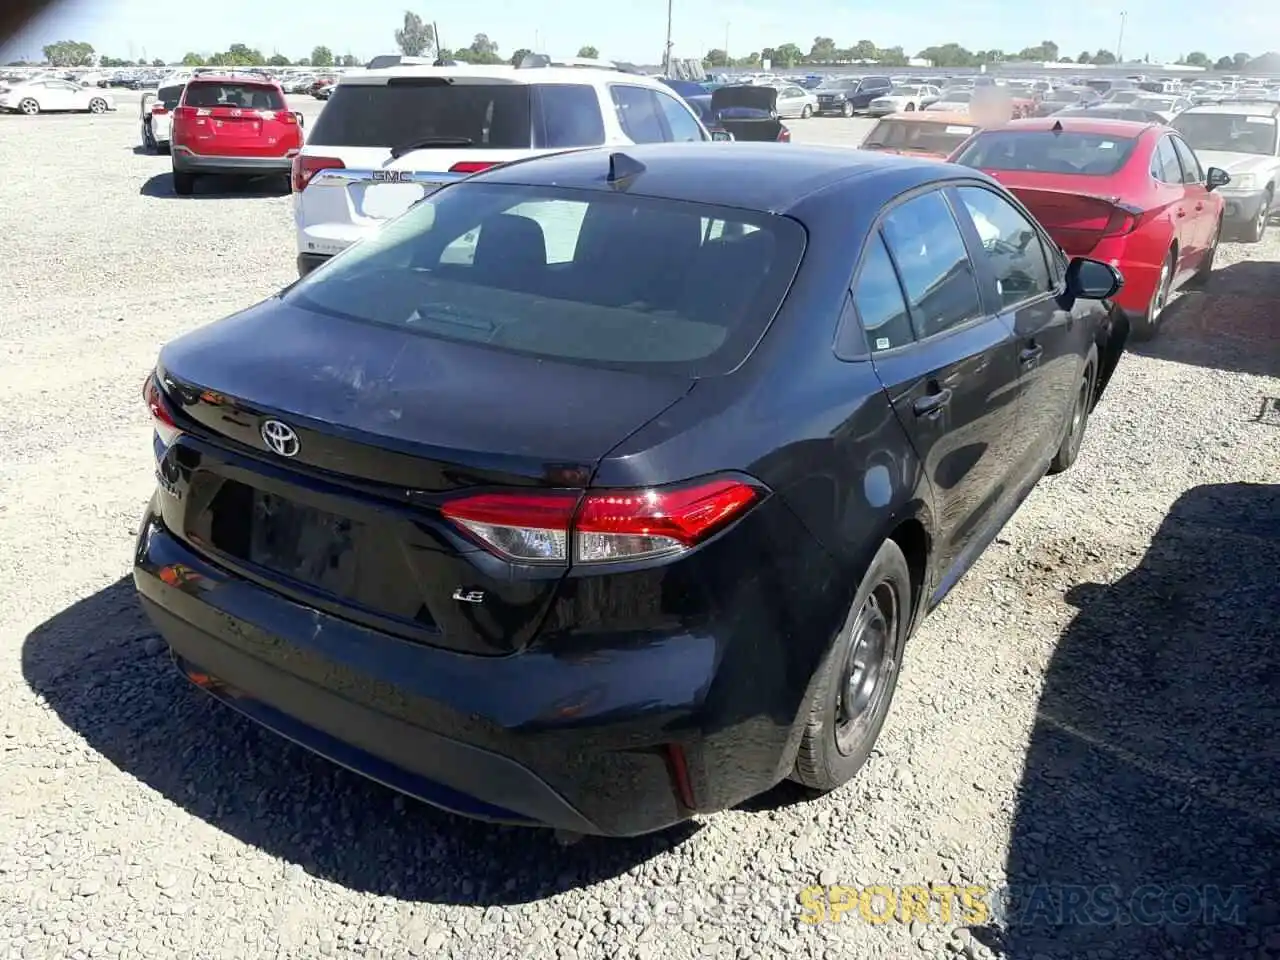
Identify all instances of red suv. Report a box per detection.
[170,77,303,195]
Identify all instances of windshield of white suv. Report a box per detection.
[285,182,806,376]
[1172,113,1278,155]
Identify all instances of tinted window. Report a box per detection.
[941,91,972,103]
[653,90,706,141]
[1170,136,1203,183]
[158,85,184,108]
[862,118,976,157]
[956,187,1054,307]
[1152,136,1182,183]
[880,192,983,339]
[1172,112,1278,156]
[853,233,913,352]
[953,130,1139,175]
[285,183,806,377]
[611,85,666,143]
[183,81,285,110]
[308,81,532,149]
[534,84,604,148]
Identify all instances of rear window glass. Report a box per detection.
[862,119,975,156]
[285,182,806,376]
[158,85,184,108]
[953,130,1139,175]
[308,80,533,149]
[183,81,284,110]
[1172,113,1278,155]
[940,92,971,103]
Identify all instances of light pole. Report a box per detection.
[663,0,673,75]
[1115,11,1128,64]
[725,22,730,66]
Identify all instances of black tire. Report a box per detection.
[904,102,916,111]
[841,102,854,118]
[1187,217,1220,287]
[1241,188,1271,244]
[801,104,813,119]
[793,539,911,791]
[172,171,196,196]
[1130,248,1174,341]
[1048,348,1098,475]
[142,122,156,152]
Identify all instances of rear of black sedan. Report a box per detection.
[134,143,1123,835]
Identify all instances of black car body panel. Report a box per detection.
[135,143,1126,836]
[815,76,891,115]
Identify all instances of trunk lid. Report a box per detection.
[991,175,1131,255]
[152,298,691,656]
[710,85,779,114]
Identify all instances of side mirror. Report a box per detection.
[1206,166,1230,190]
[1064,257,1123,302]
[710,130,734,142]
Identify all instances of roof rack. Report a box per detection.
[516,53,643,74]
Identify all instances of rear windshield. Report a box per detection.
[183,81,284,110]
[941,92,972,103]
[285,182,806,376]
[158,85,183,108]
[1172,113,1278,155]
[862,119,975,155]
[1045,90,1084,103]
[308,80,537,149]
[953,130,1139,175]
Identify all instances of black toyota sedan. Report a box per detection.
[134,143,1128,837]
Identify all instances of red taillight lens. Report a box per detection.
[292,155,345,193]
[151,103,168,115]
[441,477,763,565]
[1102,204,1144,237]
[449,161,501,174]
[777,127,791,143]
[143,375,182,446]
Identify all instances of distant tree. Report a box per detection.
[916,43,976,67]
[339,54,359,67]
[808,36,837,62]
[395,11,435,57]
[850,39,878,61]
[576,45,598,59]
[180,52,205,66]
[311,45,334,67]
[1214,55,1234,70]
[43,40,95,67]
[267,53,291,66]
[703,48,729,67]
[878,46,908,66]
[1077,51,1092,64]
[1233,51,1250,69]
[297,58,312,66]
[453,33,502,64]
[1091,49,1117,65]
[510,47,532,67]
[1184,51,1210,67]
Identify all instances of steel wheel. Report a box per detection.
[18,98,38,116]
[834,584,899,756]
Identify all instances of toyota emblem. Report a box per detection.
[261,419,300,457]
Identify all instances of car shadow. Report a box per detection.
[21,576,696,904]
[1134,260,1280,379]
[140,172,290,200]
[974,482,1280,958]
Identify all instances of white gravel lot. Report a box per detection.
[1,93,1278,960]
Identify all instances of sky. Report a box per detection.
[1,0,1277,67]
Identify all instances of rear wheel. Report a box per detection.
[18,98,39,116]
[1131,249,1174,341]
[841,102,853,118]
[1242,188,1271,243]
[172,171,196,196]
[88,98,108,114]
[1048,351,1097,475]
[904,101,916,111]
[801,104,813,119]
[793,540,910,791]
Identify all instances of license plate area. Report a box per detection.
[356,180,448,220]
[249,490,358,596]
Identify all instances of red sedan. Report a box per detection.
[949,117,1229,339]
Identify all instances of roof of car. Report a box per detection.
[994,116,1162,137]
[1180,101,1280,116]
[342,65,661,87]
[470,142,968,214]
[880,111,976,125]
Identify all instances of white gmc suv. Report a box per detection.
[291,61,716,276]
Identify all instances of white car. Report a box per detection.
[292,62,715,277]
[140,82,185,153]
[926,91,973,113]
[0,77,114,115]
[770,83,819,119]
[1130,95,1193,122]
[866,84,941,117]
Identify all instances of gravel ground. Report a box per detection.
[1,95,1278,960]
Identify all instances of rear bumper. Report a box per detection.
[296,252,330,277]
[172,149,294,176]
[132,497,841,836]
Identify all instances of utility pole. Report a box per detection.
[663,0,673,75]
[1115,11,1127,64]
[724,22,730,65]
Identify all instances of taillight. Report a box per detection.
[1102,203,1145,237]
[151,103,168,115]
[143,375,182,447]
[777,127,791,143]
[449,161,500,174]
[441,477,764,565]
[292,154,345,193]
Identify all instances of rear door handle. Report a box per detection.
[1020,344,1044,365]
[912,388,952,417]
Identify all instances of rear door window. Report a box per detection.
[652,90,706,141]
[1170,136,1203,183]
[853,233,914,352]
[308,80,533,149]
[879,191,984,339]
[533,84,605,148]
[610,85,667,143]
[183,81,284,110]
[285,182,807,376]
[1152,136,1183,183]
